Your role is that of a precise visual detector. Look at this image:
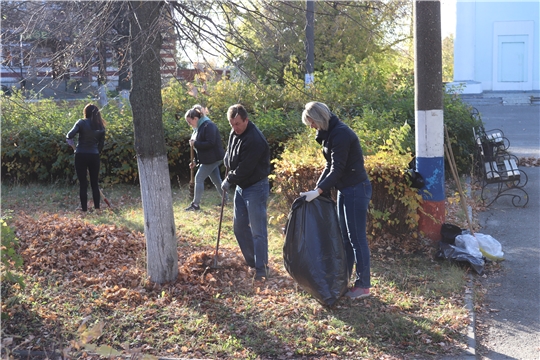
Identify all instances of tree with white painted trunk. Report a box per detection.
[129,1,178,283]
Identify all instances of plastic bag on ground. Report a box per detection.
[283,196,349,306]
[455,234,483,259]
[475,233,505,261]
[435,242,485,275]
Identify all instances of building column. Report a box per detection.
[451,0,482,93]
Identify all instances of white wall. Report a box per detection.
[453,0,539,92]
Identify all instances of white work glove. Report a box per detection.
[300,189,320,202]
[221,180,230,192]
[66,138,75,148]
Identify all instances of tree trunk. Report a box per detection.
[129,1,178,284]
[97,41,109,107]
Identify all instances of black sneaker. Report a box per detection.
[185,203,200,211]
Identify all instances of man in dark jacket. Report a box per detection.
[221,104,271,280]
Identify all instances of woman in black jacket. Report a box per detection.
[66,104,106,212]
[300,101,372,299]
[184,105,226,211]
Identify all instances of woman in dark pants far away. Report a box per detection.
[66,103,106,212]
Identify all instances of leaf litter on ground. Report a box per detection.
[2,184,478,359]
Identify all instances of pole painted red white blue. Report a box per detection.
[415,1,445,241]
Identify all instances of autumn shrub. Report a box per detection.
[307,55,415,120]
[271,122,423,245]
[269,130,325,214]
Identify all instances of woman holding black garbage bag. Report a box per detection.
[299,101,372,299]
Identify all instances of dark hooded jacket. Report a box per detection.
[315,114,368,192]
[192,117,225,164]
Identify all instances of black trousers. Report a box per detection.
[74,153,100,211]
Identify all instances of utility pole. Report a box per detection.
[305,0,314,86]
[414,0,445,241]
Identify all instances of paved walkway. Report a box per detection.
[441,99,540,359]
[474,104,540,360]
[477,166,539,359]
[441,92,540,360]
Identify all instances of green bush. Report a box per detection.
[0,216,24,287]
[443,91,483,175]
[1,88,305,184]
[1,56,476,186]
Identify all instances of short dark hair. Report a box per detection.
[227,104,248,121]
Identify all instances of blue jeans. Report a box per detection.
[337,179,372,289]
[233,178,269,276]
[193,160,224,205]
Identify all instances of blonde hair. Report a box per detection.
[192,104,209,116]
[302,101,331,131]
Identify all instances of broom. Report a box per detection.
[444,125,474,236]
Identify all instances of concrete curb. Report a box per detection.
[463,273,476,358]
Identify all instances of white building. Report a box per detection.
[450,0,539,94]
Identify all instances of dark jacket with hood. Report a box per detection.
[66,119,105,154]
[192,117,225,164]
[315,114,368,192]
[224,121,270,189]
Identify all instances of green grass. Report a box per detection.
[1,182,471,359]
[2,182,285,257]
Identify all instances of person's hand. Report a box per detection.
[66,138,75,149]
[221,180,230,192]
[189,161,196,169]
[189,139,195,147]
[300,189,320,202]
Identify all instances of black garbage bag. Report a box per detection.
[406,157,425,189]
[435,241,485,275]
[440,223,464,245]
[283,196,349,306]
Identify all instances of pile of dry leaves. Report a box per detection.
[13,213,296,310]
[518,156,540,167]
[4,213,303,358]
